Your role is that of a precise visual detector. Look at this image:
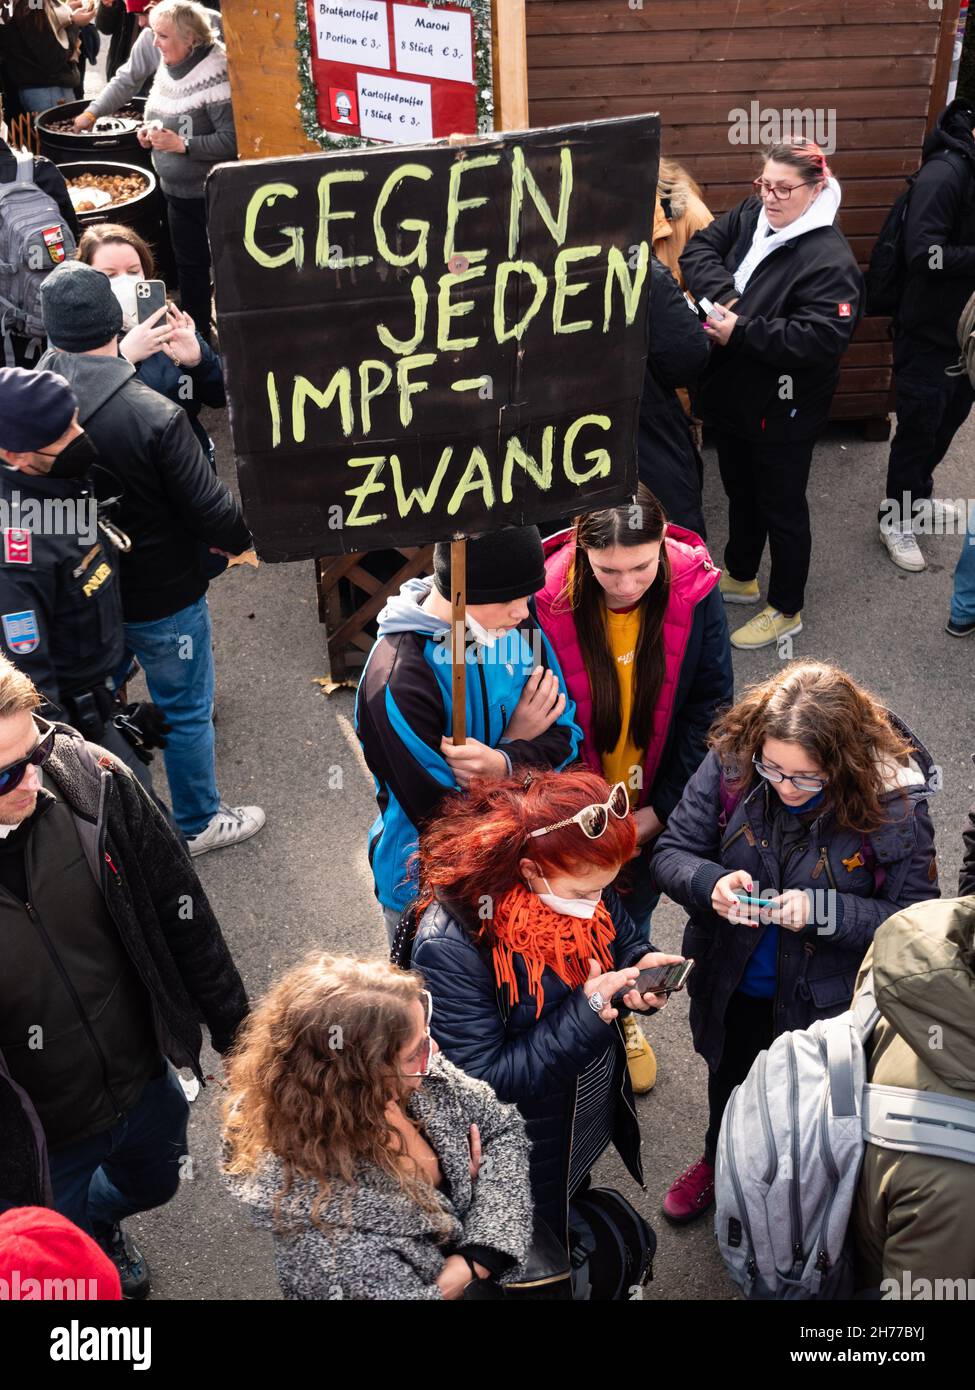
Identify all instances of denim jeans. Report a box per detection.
[950,507,975,625]
[18,86,75,114]
[48,1061,190,1248]
[122,596,219,836]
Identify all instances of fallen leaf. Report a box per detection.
[313,677,357,695]
[227,549,259,568]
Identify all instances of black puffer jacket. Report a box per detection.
[637,256,710,536]
[679,196,863,442]
[896,98,975,362]
[650,717,939,1073]
[412,888,652,1248]
[36,349,250,621]
[0,724,248,1210]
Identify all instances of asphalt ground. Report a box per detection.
[120,401,974,1303]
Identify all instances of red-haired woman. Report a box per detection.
[680,140,863,650]
[412,768,683,1260]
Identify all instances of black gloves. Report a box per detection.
[112,701,172,764]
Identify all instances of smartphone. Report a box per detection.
[734,891,778,909]
[611,959,695,1005]
[135,279,168,324]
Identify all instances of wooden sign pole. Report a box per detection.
[448,0,528,748]
[450,539,467,745]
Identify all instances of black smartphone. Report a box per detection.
[611,959,695,1006]
[135,279,168,324]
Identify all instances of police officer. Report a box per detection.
[0,367,169,786]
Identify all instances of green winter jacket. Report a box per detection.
[853,896,975,1290]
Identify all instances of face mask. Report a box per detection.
[534,873,600,920]
[108,272,141,331]
[39,431,99,479]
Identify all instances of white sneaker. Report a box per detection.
[880,523,925,572]
[186,803,266,856]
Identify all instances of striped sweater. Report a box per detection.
[143,42,235,199]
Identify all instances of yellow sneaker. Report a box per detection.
[718,573,761,604]
[621,1014,657,1093]
[730,605,802,651]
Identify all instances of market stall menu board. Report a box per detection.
[306,0,485,145]
[207,114,661,561]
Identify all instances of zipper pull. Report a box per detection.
[815,1248,830,1273]
[500,703,508,734]
[810,846,827,881]
[742,823,756,847]
[104,852,119,878]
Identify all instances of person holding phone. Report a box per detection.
[534,484,731,1092]
[412,768,682,1262]
[222,954,533,1301]
[75,224,225,466]
[679,140,863,649]
[649,660,939,1225]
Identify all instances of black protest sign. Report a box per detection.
[207,114,659,561]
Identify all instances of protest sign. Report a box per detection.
[207,113,659,562]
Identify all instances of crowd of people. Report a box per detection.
[0,5,973,1302]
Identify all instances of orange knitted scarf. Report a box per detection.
[483,883,616,1019]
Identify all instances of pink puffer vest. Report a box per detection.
[534,525,720,805]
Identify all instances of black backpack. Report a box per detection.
[569,1186,656,1300]
[865,152,954,316]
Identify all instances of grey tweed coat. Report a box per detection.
[225,1055,533,1300]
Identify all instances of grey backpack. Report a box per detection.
[948,289,975,389]
[0,150,76,362]
[715,972,975,1300]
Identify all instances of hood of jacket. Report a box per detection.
[375,576,443,640]
[862,897,975,1093]
[877,712,937,802]
[922,97,975,171]
[35,348,134,424]
[538,521,718,613]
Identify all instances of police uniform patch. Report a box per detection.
[2,610,39,654]
[3,529,32,565]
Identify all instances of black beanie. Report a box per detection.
[433,526,546,605]
[40,261,123,352]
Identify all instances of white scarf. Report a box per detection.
[733,177,842,295]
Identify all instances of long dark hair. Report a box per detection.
[556,485,670,756]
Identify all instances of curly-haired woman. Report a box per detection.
[650,660,940,1225]
[222,954,533,1301]
[412,767,683,1257]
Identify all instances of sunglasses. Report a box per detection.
[0,718,55,796]
[399,989,434,1079]
[529,781,630,840]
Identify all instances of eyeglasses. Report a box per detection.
[529,781,630,840]
[0,718,55,796]
[399,989,434,1078]
[752,754,826,795]
[751,178,809,201]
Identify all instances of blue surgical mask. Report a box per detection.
[534,874,600,920]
